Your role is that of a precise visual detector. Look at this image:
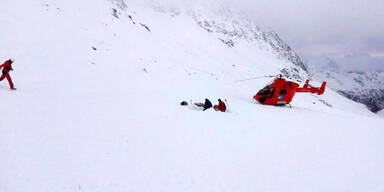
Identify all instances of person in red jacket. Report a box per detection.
[214,99,227,112]
[0,59,16,90]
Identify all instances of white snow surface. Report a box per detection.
[1,1,384,192]
[378,109,384,118]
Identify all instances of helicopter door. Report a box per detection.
[276,89,287,104]
[268,89,275,98]
[279,89,287,95]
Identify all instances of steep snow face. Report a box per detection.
[1,0,384,192]
[130,0,309,80]
[307,57,384,112]
[188,9,308,80]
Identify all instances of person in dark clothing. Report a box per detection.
[203,98,212,111]
[214,99,227,112]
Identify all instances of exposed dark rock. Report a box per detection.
[338,89,384,113]
[112,8,119,19]
[140,23,151,32]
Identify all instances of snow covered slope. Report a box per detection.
[1,0,384,192]
[378,109,384,118]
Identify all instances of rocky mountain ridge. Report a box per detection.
[188,9,308,80]
[307,57,384,112]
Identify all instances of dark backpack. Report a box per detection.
[180,101,188,106]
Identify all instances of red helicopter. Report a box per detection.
[253,75,327,105]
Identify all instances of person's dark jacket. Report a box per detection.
[203,99,212,111]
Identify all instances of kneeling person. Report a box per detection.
[214,99,226,112]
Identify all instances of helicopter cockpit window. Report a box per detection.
[257,86,274,95]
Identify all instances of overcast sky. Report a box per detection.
[233,0,384,71]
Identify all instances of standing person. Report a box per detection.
[0,59,16,90]
[203,98,212,111]
[214,99,227,112]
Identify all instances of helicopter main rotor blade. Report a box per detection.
[234,75,277,83]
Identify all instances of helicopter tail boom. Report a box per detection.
[296,80,327,95]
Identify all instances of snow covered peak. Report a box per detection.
[307,56,384,112]
[136,1,309,80]
[189,8,307,71]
